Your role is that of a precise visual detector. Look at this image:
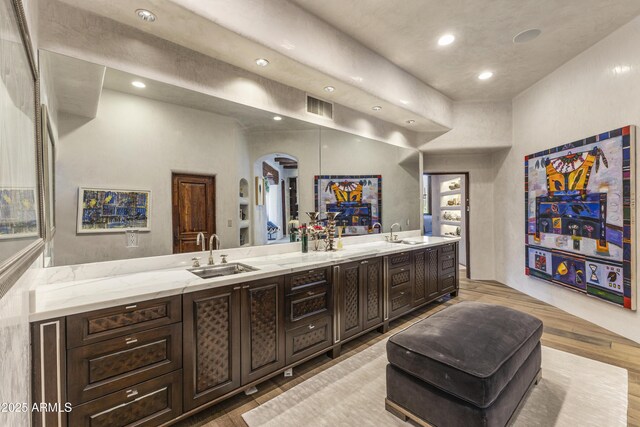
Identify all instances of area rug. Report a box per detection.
[242,339,628,427]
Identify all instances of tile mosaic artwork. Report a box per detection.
[314,175,382,235]
[525,126,636,310]
[77,188,150,233]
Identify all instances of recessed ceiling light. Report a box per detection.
[273,116,282,121]
[324,86,335,92]
[372,106,382,111]
[255,58,270,67]
[131,81,146,88]
[406,120,416,124]
[513,29,541,44]
[478,71,493,80]
[438,34,455,46]
[135,9,156,22]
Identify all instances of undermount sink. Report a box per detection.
[387,239,421,245]
[188,263,258,279]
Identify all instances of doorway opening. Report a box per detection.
[171,173,216,254]
[254,154,299,245]
[423,172,470,279]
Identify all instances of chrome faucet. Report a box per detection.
[390,223,401,242]
[372,222,382,234]
[208,234,220,265]
[196,232,206,252]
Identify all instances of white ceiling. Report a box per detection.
[290,0,640,101]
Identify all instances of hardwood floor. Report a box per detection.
[175,276,640,427]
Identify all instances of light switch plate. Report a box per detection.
[228,219,232,227]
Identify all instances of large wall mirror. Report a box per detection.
[39,50,421,267]
[0,0,42,296]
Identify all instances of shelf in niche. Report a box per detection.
[440,206,461,210]
[239,220,250,228]
[441,220,461,226]
[239,197,249,205]
[440,189,461,196]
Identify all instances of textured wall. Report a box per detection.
[496,15,640,343]
[421,101,512,153]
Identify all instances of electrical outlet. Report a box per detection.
[227,219,232,227]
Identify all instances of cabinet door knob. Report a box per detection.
[361,260,368,264]
[308,324,316,330]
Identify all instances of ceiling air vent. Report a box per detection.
[306,95,333,120]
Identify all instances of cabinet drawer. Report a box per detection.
[68,324,182,405]
[439,243,456,255]
[285,267,330,294]
[389,266,411,289]
[69,370,182,427]
[286,284,330,327]
[67,296,181,349]
[440,272,458,293]
[440,253,456,273]
[285,316,332,365]
[389,284,412,319]
[388,252,411,269]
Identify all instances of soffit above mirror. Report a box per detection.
[51,0,452,134]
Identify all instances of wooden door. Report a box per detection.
[362,258,383,329]
[412,250,427,307]
[339,262,363,340]
[183,286,241,411]
[172,173,215,253]
[426,248,439,298]
[241,277,285,385]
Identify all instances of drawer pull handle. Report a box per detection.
[400,292,405,295]
[233,286,241,290]
[308,324,316,330]
[242,285,250,289]
[126,389,138,398]
[308,270,315,274]
[400,268,405,272]
[125,338,138,345]
[361,260,368,264]
[307,291,315,296]
[125,305,137,310]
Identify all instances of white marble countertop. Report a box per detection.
[29,235,459,322]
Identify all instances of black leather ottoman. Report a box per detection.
[385,302,543,427]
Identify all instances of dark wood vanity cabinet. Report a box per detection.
[338,257,384,341]
[32,242,458,427]
[388,242,459,321]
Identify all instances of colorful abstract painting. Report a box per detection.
[314,175,381,235]
[77,188,151,233]
[0,188,38,239]
[525,126,636,310]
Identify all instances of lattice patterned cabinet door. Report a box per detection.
[241,278,285,385]
[363,258,384,329]
[340,262,363,340]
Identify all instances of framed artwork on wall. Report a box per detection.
[314,175,382,235]
[524,126,636,310]
[77,188,151,233]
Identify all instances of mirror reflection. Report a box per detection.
[40,50,421,267]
